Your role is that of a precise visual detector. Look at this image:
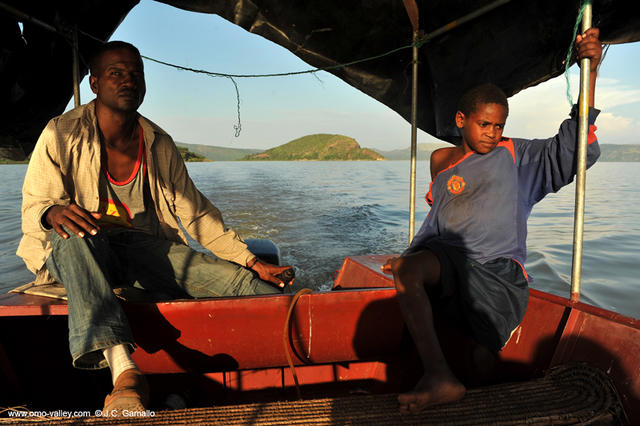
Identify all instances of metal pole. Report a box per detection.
[72,26,81,108]
[570,3,592,302]
[408,30,419,243]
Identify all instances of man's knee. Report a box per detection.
[48,230,90,269]
[49,227,85,248]
[49,227,108,250]
[48,228,68,247]
[47,229,113,280]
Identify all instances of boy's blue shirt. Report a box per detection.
[410,106,600,274]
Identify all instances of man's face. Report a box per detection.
[456,102,507,154]
[90,48,146,113]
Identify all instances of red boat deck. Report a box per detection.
[1,255,639,422]
[335,255,640,423]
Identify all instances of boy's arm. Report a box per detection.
[514,107,600,205]
[430,149,447,180]
[430,147,459,180]
[403,148,456,254]
[515,28,603,205]
[381,149,444,271]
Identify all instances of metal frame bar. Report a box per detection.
[409,31,419,243]
[0,2,57,33]
[422,0,512,43]
[570,3,593,302]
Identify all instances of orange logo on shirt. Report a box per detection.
[447,175,466,195]
[98,199,134,228]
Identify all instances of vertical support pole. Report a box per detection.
[402,0,420,244]
[72,25,81,108]
[570,3,592,302]
[408,30,419,243]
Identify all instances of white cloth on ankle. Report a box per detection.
[103,344,138,385]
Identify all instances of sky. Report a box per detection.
[67,0,640,151]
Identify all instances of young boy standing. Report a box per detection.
[383,28,603,413]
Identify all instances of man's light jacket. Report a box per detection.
[19,100,254,284]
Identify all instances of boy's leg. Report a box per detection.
[113,232,280,298]
[46,229,135,369]
[390,250,466,413]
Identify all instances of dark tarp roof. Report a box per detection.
[2,0,640,159]
[0,0,138,159]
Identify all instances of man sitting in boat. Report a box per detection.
[383,28,603,413]
[17,41,293,413]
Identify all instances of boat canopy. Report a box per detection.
[1,0,640,159]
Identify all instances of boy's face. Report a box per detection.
[456,102,507,154]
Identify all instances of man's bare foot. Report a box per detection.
[398,372,466,414]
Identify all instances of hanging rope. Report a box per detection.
[141,42,415,80]
[564,0,590,106]
[3,4,424,139]
[228,76,242,137]
[80,27,418,139]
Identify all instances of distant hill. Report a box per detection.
[378,142,640,162]
[376,142,451,160]
[1,141,638,163]
[176,146,208,162]
[0,143,29,163]
[599,144,640,162]
[243,134,384,161]
[0,144,208,163]
[175,142,261,161]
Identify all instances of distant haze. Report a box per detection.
[176,138,640,162]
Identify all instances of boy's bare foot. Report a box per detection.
[398,372,466,414]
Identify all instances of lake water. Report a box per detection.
[1,161,638,319]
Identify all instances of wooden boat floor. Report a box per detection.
[0,363,623,425]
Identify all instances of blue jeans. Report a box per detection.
[46,228,278,369]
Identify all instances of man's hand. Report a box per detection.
[45,204,101,239]
[248,258,295,288]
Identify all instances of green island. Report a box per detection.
[176,137,640,162]
[242,134,384,161]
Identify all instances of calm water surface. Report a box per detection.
[1,161,638,318]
